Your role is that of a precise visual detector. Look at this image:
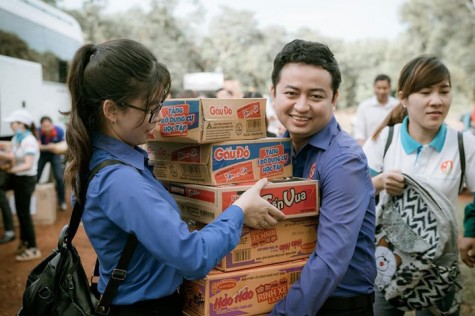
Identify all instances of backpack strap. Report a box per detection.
[96,234,138,315]
[67,159,139,315]
[375,125,394,205]
[68,160,126,241]
[458,131,465,193]
[383,125,394,159]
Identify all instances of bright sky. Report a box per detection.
[62,0,408,41]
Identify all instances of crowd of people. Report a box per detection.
[0,38,474,315]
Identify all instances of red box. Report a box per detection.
[165,178,319,223]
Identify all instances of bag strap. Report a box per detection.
[67,159,139,315]
[458,131,465,193]
[96,234,138,315]
[68,160,126,242]
[383,125,394,159]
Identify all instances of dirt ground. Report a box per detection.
[1,193,474,316]
[0,204,97,316]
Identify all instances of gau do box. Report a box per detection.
[152,98,267,143]
[147,138,292,185]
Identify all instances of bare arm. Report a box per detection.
[9,154,34,174]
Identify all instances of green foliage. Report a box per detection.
[0,30,37,61]
[0,30,62,82]
[46,0,475,110]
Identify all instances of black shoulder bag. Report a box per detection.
[18,160,138,316]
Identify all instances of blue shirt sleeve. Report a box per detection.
[55,125,65,142]
[86,165,244,280]
[271,152,374,315]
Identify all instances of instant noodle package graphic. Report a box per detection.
[152,98,267,143]
[186,217,317,272]
[182,260,306,316]
[164,178,319,223]
[147,138,292,185]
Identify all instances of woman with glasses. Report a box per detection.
[65,39,285,316]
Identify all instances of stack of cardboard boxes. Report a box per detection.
[147,98,319,316]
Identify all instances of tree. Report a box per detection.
[401,0,475,105]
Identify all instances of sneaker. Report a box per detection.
[0,234,15,244]
[16,241,28,255]
[16,248,41,262]
[60,202,67,211]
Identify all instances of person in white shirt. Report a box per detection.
[354,74,399,145]
[0,109,41,261]
[363,55,475,316]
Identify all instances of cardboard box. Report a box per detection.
[3,183,57,226]
[165,178,319,223]
[152,98,267,143]
[148,138,292,185]
[182,260,306,316]
[187,217,317,271]
[0,141,12,170]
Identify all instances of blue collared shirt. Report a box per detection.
[271,117,376,315]
[82,132,244,305]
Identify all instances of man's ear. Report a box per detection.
[332,91,339,108]
[270,85,276,101]
[102,99,118,123]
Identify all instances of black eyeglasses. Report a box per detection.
[119,102,163,123]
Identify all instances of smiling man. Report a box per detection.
[269,39,376,316]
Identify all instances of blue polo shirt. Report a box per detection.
[272,116,376,315]
[82,132,244,304]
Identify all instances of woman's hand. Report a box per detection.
[374,170,405,196]
[232,178,286,229]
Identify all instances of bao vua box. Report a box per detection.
[187,217,317,272]
[152,98,267,143]
[182,260,306,316]
[165,178,319,223]
[148,138,292,185]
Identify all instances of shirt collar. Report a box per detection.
[306,116,338,150]
[401,116,447,154]
[91,132,147,171]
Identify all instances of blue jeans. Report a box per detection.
[373,289,460,316]
[37,152,65,204]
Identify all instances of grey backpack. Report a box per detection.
[375,174,462,314]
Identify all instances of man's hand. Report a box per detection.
[459,236,475,268]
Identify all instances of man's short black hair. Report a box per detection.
[271,39,342,96]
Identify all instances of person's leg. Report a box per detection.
[50,154,65,206]
[36,154,47,182]
[0,188,15,243]
[373,290,405,316]
[13,175,40,261]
